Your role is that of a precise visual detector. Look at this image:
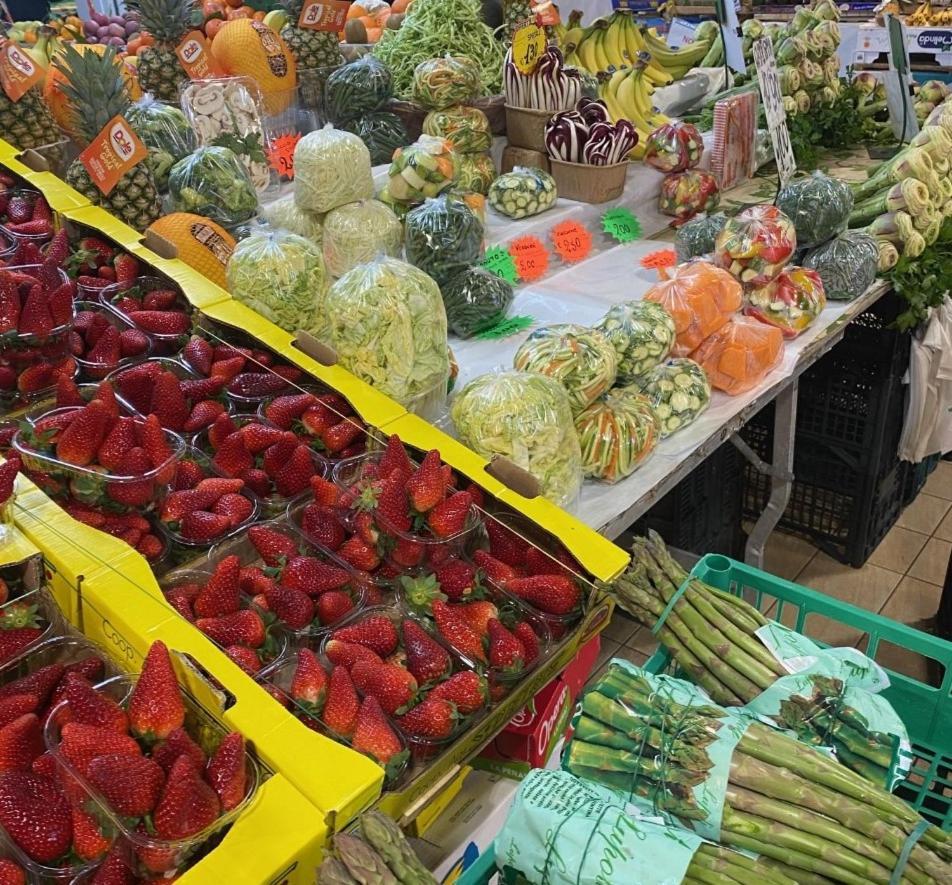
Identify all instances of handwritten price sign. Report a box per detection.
[550,220,592,263]
[513,22,546,74]
[509,235,549,282]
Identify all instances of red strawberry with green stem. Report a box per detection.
[331,616,398,657]
[506,575,581,615]
[87,753,165,816]
[248,524,297,567]
[401,621,451,685]
[290,649,327,714]
[322,666,359,740]
[205,732,246,811]
[151,727,206,775]
[351,696,408,779]
[324,640,383,670]
[193,555,241,619]
[196,610,266,648]
[0,771,72,863]
[152,755,220,841]
[427,491,473,539]
[128,641,185,743]
[350,660,417,716]
[262,584,314,631]
[487,619,525,675]
[405,450,445,514]
[433,601,487,664]
[427,671,488,715]
[396,697,458,741]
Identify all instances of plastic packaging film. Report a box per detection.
[574,388,661,483]
[595,300,676,383]
[294,126,375,215]
[633,357,711,438]
[404,194,485,286]
[411,55,481,110]
[322,199,403,278]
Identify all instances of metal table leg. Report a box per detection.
[734,381,798,569]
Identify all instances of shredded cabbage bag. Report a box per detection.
[323,256,450,412]
[802,230,879,301]
[294,126,375,215]
[574,388,660,483]
[776,171,855,249]
[322,199,403,278]
[226,228,328,337]
[456,153,496,195]
[340,112,408,166]
[674,212,728,261]
[595,300,676,383]
[422,105,492,154]
[412,56,481,110]
[167,146,258,227]
[514,324,618,416]
[404,194,484,286]
[260,193,324,245]
[324,56,393,125]
[441,265,513,338]
[633,357,711,437]
[450,370,583,507]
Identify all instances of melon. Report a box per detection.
[146,213,236,290]
[210,19,297,115]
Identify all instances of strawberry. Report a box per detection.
[248,524,297,567]
[300,504,345,551]
[315,590,355,626]
[54,376,84,409]
[378,435,414,482]
[96,417,138,472]
[331,616,398,657]
[151,726,206,775]
[405,450,446,513]
[153,755,221,841]
[0,695,38,730]
[324,639,383,670]
[183,400,225,433]
[428,671,488,715]
[180,377,226,401]
[55,400,112,466]
[290,649,327,712]
[238,567,274,597]
[432,559,481,602]
[206,732,246,811]
[298,401,338,437]
[196,610,266,648]
[453,600,498,635]
[433,601,487,663]
[16,285,52,338]
[260,434,298,478]
[149,371,190,432]
[525,546,570,578]
[87,753,165,816]
[128,641,185,743]
[106,447,155,507]
[195,477,244,497]
[43,228,69,264]
[110,252,138,287]
[0,771,72,863]
[309,475,339,507]
[228,372,288,398]
[0,715,42,772]
[262,584,313,631]
[166,593,195,622]
[47,282,75,328]
[212,492,254,527]
[351,660,417,716]
[472,550,521,588]
[137,415,174,480]
[209,355,245,382]
[336,536,380,571]
[401,621,451,685]
[207,412,238,451]
[506,575,581,615]
[322,667,359,740]
[352,696,407,776]
[427,491,473,538]
[0,664,63,706]
[389,536,425,569]
[212,432,254,478]
[396,697,458,741]
[4,197,31,225]
[398,574,445,613]
[0,278,18,335]
[62,674,128,732]
[85,325,122,371]
[118,328,151,357]
[142,289,179,311]
[487,619,525,675]
[265,393,316,430]
[180,511,231,541]
[60,723,142,779]
[512,622,540,665]
[137,534,164,561]
[375,469,411,533]
[193,555,241,619]
[70,802,110,863]
[238,423,285,455]
[6,220,51,237]
[173,458,207,491]
[160,488,218,523]
[353,512,378,546]
[182,336,214,375]
[281,556,351,596]
[273,444,316,497]
[0,457,20,509]
[321,419,364,454]
[127,311,190,336]
[225,646,261,675]
[0,859,24,885]
[29,197,51,223]
[486,519,530,567]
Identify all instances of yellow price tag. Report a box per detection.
[513,23,546,75]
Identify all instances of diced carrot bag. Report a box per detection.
[692,316,784,395]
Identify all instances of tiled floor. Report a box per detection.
[591,460,952,685]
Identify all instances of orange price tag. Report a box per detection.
[0,41,43,102]
[78,115,148,197]
[299,0,350,31]
[640,248,678,270]
[176,30,224,80]
[267,131,302,180]
[509,235,549,283]
[550,220,592,263]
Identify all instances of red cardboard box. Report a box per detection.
[474,635,600,777]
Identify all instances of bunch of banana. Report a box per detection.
[597,56,670,159]
[48,15,87,41]
[565,11,715,83]
[553,9,583,49]
[906,1,952,24]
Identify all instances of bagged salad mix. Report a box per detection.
[422,105,492,154]
[126,95,194,191]
[644,121,705,174]
[388,136,460,205]
[488,167,557,219]
[658,169,719,221]
[714,204,797,286]
[322,200,403,278]
[595,300,676,383]
[450,370,583,507]
[404,194,484,286]
[633,357,711,437]
[575,388,660,483]
[260,193,324,245]
[456,153,497,195]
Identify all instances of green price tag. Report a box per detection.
[482,245,519,284]
[602,207,642,244]
[475,315,535,340]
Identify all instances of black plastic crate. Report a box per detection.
[633,440,745,558]
[902,453,942,507]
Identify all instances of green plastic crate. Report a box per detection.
[645,553,952,830]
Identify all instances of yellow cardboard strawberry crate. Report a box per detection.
[0,145,90,214]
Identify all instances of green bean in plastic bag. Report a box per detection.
[294,126,375,215]
[412,55,481,110]
[340,112,408,166]
[674,212,728,261]
[168,146,258,227]
[513,324,618,415]
[324,56,393,125]
[456,153,496,195]
[574,388,660,483]
[441,265,513,338]
[775,171,854,249]
[450,370,583,507]
[595,300,675,383]
[632,357,711,438]
[422,105,492,153]
[322,199,403,278]
[404,193,484,287]
[322,255,450,413]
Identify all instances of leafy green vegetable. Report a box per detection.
[885,216,952,331]
[168,146,258,227]
[126,96,194,191]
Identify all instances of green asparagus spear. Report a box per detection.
[565,763,706,821]
[761,859,837,885]
[691,845,773,885]
[334,834,399,885]
[358,812,437,885]
[568,740,710,787]
[319,857,361,885]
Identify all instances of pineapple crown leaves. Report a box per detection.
[125,0,199,42]
[52,45,132,148]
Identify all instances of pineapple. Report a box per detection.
[280,0,344,70]
[0,87,61,152]
[54,45,161,232]
[125,0,196,103]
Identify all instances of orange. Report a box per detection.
[202,0,225,17]
[204,17,226,36]
[226,6,254,19]
[347,3,369,18]
[146,213,236,290]
[374,5,390,25]
[210,19,296,114]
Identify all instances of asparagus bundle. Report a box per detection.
[566,663,952,885]
[607,531,908,789]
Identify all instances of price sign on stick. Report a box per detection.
[752,37,797,188]
[513,22,546,74]
[0,40,42,101]
[883,14,919,142]
[482,246,519,285]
